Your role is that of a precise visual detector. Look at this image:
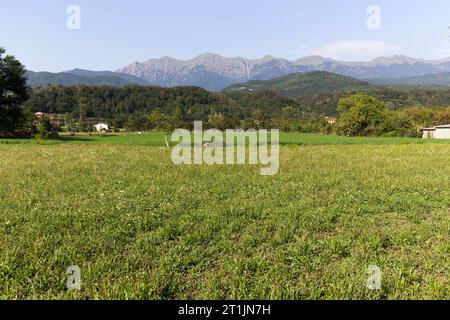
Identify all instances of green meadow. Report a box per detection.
[0,133,449,299]
[1,132,449,146]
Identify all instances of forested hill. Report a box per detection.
[26,70,148,87]
[296,84,450,115]
[23,85,307,122]
[225,71,450,115]
[368,72,450,86]
[23,82,450,121]
[224,71,376,97]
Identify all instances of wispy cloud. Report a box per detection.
[298,41,401,61]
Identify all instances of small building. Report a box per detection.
[324,116,337,124]
[421,127,435,139]
[95,123,109,133]
[421,124,450,139]
[435,124,450,139]
[35,112,45,119]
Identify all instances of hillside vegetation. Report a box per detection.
[225,71,375,97]
[369,72,450,86]
[26,70,148,87]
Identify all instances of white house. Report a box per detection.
[421,127,436,139]
[435,124,450,139]
[421,124,450,139]
[95,123,109,133]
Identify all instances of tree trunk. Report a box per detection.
[163,135,170,148]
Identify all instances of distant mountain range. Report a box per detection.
[116,53,450,90]
[27,53,450,90]
[225,71,375,97]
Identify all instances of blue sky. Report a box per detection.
[1,0,450,72]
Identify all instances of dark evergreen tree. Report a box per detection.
[0,47,29,134]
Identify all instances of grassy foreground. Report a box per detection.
[0,140,449,299]
[1,132,449,147]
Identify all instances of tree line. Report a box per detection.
[22,84,325,133]
[333,93,450,137]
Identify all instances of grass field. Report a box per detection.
[0,133,449,299]
[1,132,450,147]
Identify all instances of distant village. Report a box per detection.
[34,112,110,133]
[34,111,450,139]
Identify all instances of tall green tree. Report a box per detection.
[64,112,76,133]
[0,47,29,134]
[148,109,183,148]
[335,93,388,136]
